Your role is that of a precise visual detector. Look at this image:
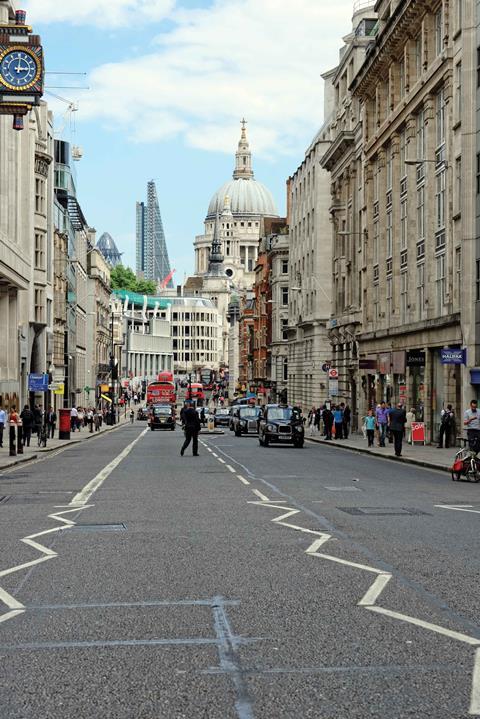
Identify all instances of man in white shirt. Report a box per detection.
[464,399,480,453]
[0,407,6,447]
[70,406,78,433]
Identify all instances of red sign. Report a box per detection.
[411,422,425,444]
[328,368,338,379]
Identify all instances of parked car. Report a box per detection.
[137,406,149,421]
[214,408,231,428]
[149,404,176,431]
[258,404,304,448]
[232,405,261,436]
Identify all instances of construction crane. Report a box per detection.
[160,268,176,290]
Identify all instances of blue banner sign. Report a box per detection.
[28,373,49,392]
[440,348,466,365]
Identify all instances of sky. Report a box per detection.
[21,0,357,283]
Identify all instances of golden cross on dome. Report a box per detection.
[241,118,247,130]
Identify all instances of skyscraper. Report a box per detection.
[136,181,173,286]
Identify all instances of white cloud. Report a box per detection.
[49,0,357,156]
[23,0,175,27]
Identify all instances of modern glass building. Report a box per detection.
[136,181,173,287]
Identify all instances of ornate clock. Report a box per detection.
[0,46,42,91]
[0,9,44,130]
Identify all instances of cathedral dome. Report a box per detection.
[206,120,278,220]
[207,178,278,219]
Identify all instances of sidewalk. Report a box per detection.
[0,414,130,472]
[306,430,456,472]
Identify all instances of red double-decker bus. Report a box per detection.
[147,371,176,406]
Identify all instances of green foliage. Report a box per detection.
[110,265,156,295]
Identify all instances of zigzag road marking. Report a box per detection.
[251,498,480,715]
[0,505,92,624]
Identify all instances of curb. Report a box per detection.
[0,419,130,471]
[306,435,450,473]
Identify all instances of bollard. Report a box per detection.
[17,425,23,454]
[9,425,16,457]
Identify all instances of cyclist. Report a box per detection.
[464,399,480,453]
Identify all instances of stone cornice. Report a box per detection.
[351,0,432,100]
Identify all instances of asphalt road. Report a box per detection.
[1,421,480,718]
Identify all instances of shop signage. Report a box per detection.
[359,358,377,370]
[411,422,426,445]
[28,373,48,392]
[406,350,425,367]
[440,348,466,365]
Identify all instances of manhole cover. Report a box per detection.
[338,507,430,516]
[66,523,127,533]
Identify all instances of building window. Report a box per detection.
[281,287,289,306]
[417,185,425,241]
[34,232,45,270]
[281,318,288,341]
[455,0,462,34]
[34,288,44,323]
[436,254,446,312]
[416,263,425,320]
[386,275,393,318]
[399,58,405,98]
[386,210,393,259]
[400,199,407,251]
[35,178,45,214]
[456,247,462,305]
[477,154,480,194]
[455,156,462,215]
[373,283,379,322]
[281,259,288,274]
[373,157,379,201]
[283,357,288,382]
[415,33,422,78]
[399,128,406,180]
[435,168,446,232]
[400,271,408,323]
[386,144,392,190]
[476,260,480,302]
[373,220,379,264]
[455,61,462,123]
[435,6,444,56]
[436,87,446,149]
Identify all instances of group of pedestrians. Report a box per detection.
[70,406,105,433]
[307,403,351,441]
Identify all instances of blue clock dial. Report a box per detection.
[0,50,39,89]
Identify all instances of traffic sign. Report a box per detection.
[28,373,48,392]
[54,383,64,396]
[322,362,331,372]
[329,379,339,396]
[328,368,338,380]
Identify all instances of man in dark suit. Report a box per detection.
[388,402,407,457]
[180,402,201,457]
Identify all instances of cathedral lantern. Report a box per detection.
[0,8,45,130]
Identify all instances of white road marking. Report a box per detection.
[0,609,25,624]
[212,452,218,458]
[435,504,480,515]
[226,465,236,473]
[0,587,24,611]
[358,574,392,606]
[470,648,480,715]
[69,429,147,506]
[236,475,250,486]
[217,458,226,464]
[367,606,480,647]
[252,489,270,502]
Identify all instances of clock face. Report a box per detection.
[0,49,40,90]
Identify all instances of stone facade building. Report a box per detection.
[287,94,334,410]
[348,0,467,440]
[86,247,111,399]
[321,2,377,428]
[0,84,54,411]
[264,220,289,403]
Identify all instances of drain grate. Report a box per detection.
[66,523,127,533]
[338,506,430,516]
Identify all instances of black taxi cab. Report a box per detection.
[149,404,176,431]
[258,404,304,448]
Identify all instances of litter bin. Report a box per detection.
[58,408,71,440]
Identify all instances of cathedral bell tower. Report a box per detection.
[233,118,253,180]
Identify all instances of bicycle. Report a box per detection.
[37,423,48,448]
[451,439,480,482]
